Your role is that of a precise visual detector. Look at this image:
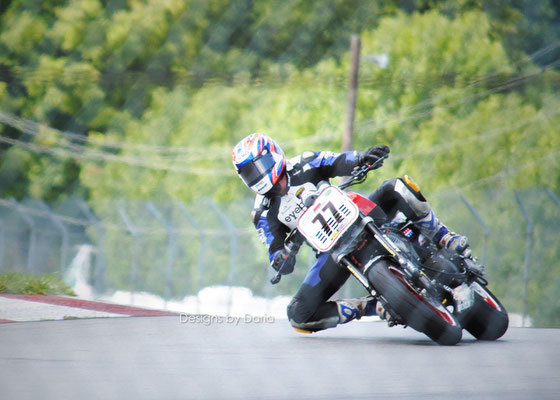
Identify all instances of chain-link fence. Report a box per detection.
[1,187,559,326]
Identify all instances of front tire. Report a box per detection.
[368,260,462,346]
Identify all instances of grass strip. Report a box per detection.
[0,272,75,296]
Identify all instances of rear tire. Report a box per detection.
[368,260,462,346]
[457,282,508,340]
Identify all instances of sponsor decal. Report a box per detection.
[252,177,272,194]
[284,204,305,223]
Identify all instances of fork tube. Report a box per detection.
[340,256,376,296]
[364,221,398,258]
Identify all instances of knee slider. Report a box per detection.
[393,176,430,219]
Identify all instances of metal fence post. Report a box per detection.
[118,202,139,304]
[545,188,560,211]
[208,200,237,316]
[0,221,4,271]
[147,202,177,308]
[37,200,69,275]
[79,201,106,295]
[175,201,206,314]
[9,199,37,273]
[459,193,490,265]
[514,190,533,328]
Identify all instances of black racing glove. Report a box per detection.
[358,145,390,169]
[271,249,295,275]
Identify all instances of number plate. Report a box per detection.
[297,186,360,252]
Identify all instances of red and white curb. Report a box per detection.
[0,294,178,323]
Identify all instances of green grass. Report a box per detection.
[0,272,76,296]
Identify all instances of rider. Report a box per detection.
[232,133,472,333]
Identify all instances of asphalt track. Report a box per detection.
[1,316,559,400]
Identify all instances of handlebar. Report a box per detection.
[339,154,388,191]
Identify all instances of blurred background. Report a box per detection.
[0,0,559,326]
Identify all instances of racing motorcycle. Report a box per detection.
[271,158,508,345]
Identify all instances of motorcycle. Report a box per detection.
[271,157,509,345]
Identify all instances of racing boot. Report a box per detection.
[414,210,472,258]
[335,296,378,324]
[336,296,395,326]
[375,301,396,327]
[438,229,472,258]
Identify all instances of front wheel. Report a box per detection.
[368,260,462,346]
[456,282,509,340]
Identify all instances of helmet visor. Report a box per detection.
[238,152,276,187]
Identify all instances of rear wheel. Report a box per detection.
[368,260,462,345]
[457,282,508,340]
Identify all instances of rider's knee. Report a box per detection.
[370,176,430,220]
[287,297,312,325]
[287,297,339,332]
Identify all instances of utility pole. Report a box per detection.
[342,35,361,152]
[341,37,361,301]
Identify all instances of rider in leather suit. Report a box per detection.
[232,133,471,333]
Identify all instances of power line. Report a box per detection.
[0,198,255,236]
[2,99,558,175]
[354,57,560,139]
[392,107,560,162]
[0,110,229,158]
[275,51,560,151]
[1,50,557,170]
[456,150,560,191]
[0,134,234,175]
[3,42,558,158]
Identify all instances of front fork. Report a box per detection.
[339,256,377,297]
